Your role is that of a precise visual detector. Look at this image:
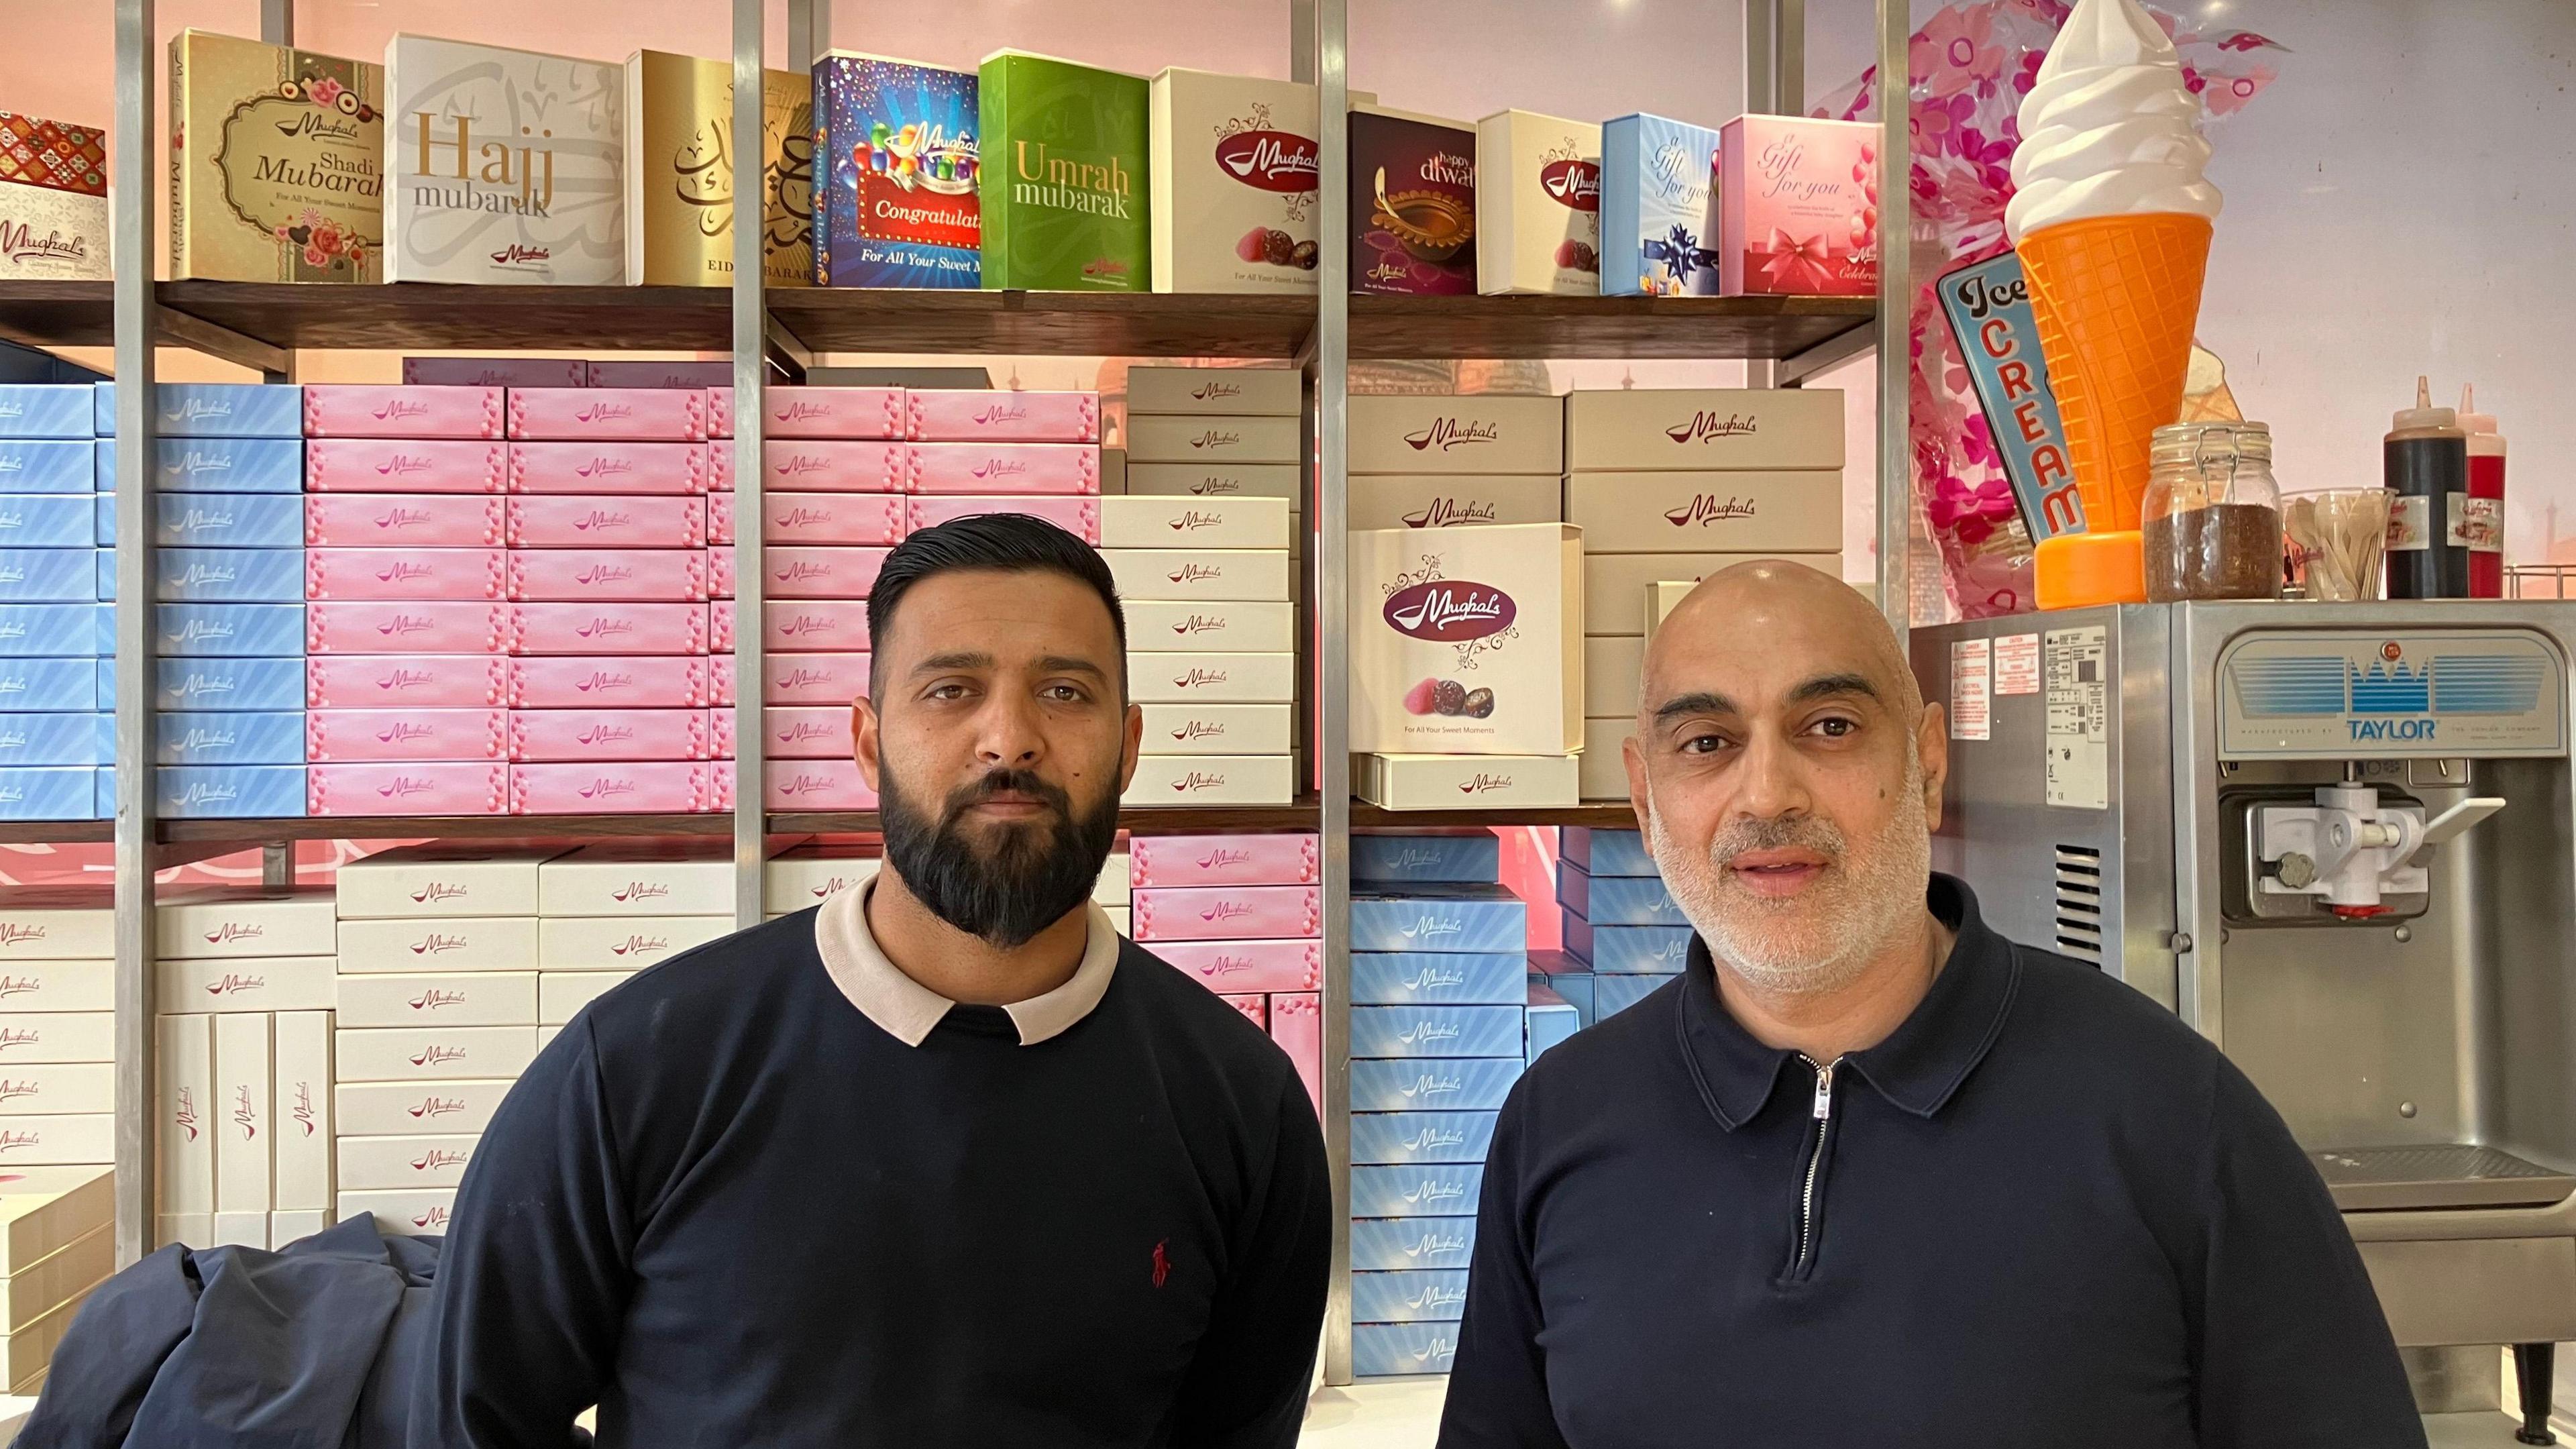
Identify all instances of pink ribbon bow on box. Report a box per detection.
[1754,229,1837,292]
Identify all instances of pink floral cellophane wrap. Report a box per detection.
[1814,0,2286,618]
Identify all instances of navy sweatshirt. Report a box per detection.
[1440,875,2426,1448]
[416,910,1330,1448]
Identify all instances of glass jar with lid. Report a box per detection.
[2142,421,2282,602]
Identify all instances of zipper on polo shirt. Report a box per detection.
[1787,1054,1837,1282]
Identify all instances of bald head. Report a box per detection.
[1642,562,1920,726]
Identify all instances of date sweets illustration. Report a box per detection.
[1237,227,1301,267]
[1462,688,1494,718]
[1433,680,1469,716]
[1553,237,1599,273]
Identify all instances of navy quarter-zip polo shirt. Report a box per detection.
[1440,875,2426,1449]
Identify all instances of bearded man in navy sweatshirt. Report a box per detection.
[420,515,1330,1447]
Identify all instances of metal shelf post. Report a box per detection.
[1876,0,1912,637]
[731,0,771,927]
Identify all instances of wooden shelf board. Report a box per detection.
[770,289,1313,359]
[1350,293,1874,361]
[1350,802,1639,830]
[0,820,112,845]
[777,797,1326,836]
[148,799,1326,845]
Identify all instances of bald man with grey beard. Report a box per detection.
[1438,563,2424,1449]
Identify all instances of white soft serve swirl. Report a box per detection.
[2004,0,2222,242]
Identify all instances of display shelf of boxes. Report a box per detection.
[0,385,111,823]
[1550,828,1690,1024]
[0,889,117,1191]
[1129,833,1324,1104]
[0,1171,115,1399]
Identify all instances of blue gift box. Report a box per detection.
[1352,1005,1527,1060]
[0,493,96,547]
[156,604,307,659]
[1599,113,1723,299]
[148,439,305,496]
[1562,915,1694,973]
[0,658,98,712]
[1353,1269,1470,1325]
[0,387,99,439]
[0,712,110,767]
[1354,1323,1459,1379]
[1350,1216,1477,1273]
[143,764,309,818]
[1350,951,1527,1006]
[1595,971,1680,1020]
[1558,861,1686,927]
[1350,1111,1499,1165]
[1350,884,1527,954]
[156,711,307,767]
[101,547,305,604]
[1350,1056,1523,1113]
[0,441,101,495]
[1560,826,1657,877]
[1350,1164,1483,1219]
[0,551,97,602]
[138,657,306,712]
[0,604,109,658]
[0,766,97,820]
[1531,963,1593,1026]
[96,382,303,439]
[1527,987,1580,1062]
[1352,833,1500,885]
[94,492,305,548]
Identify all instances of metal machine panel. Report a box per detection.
[2219,628,2565,761]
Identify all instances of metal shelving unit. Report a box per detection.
[24,0,1907,1390]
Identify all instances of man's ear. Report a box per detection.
[853,695,881,792]
[1917,701,1949,832]
[1120,702,1144,792]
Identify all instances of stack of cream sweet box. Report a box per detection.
[0,1169,115,1397]
[0,890,117,1189]
[1347,833,1528,1379]
[1129,834,1320,1106]
[1117,369,1300,807]
[0,384,109,821]
[151,885,335,1250]
[1348,394,1582,809]
[96,384,311,818]
[1565,387,1845,800]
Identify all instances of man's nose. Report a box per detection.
[973,690,1044,769]
[1732,725,1812,821]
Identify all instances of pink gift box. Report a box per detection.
[764,547,888,599]
[1719,115,1880,299]
[1271,992,1321,1111]
[710,655,736,706]
[509,761,729,814]
[305,494,505,547]
[506,603,710,656]
[709,441,736,491]
[707,495,737,545]
[906,443,1099,496]
[506,495,706,549]
[762,441,907,494]
[708,545,734,600]
[760,706,854,759]
[1152,939,1323,994]
[583,360,731,389]
[1219,994,1266,1028]
[508,709,713,763]
[506,441,711,496]
[764,492,908,545]
[1132,885,1323,942]
[507,386,708,441]
[308,708,508,763]
[506,549,710,603]
[305,440,507,494]
[1128,833,1322,888]
[905,495,1100,544]
[403,358,587,388]
[303,385,504,439]
[707,387,734,439]
[761,386,905,439]
[710,706,735,759]
[715,599,870,653]
[764,652,870,706]
[309,762,510,817]
[306,602,512,656]
[307,547,506,602]
[905,390,1098,443]
[764,759,877,810]
[508,655,712,709]
[306,655,508,709]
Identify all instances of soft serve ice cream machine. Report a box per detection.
[1917,602,2575,1433]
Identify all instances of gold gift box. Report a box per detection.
[170,29,383,284]
[623,50,812,288]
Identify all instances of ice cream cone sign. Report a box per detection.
[2008,0,2222,608]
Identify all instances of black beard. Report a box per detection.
[877,763,1120,950]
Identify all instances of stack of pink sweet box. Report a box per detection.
[1127,832,1324,1112]
[299,383,729,816]
[745,386,1102,814]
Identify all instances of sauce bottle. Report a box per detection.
[2385,376,2469,599]
[2459,386,2506,598]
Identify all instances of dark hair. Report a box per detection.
[866,513,1126,699]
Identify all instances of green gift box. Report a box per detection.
[978,50,1149,291]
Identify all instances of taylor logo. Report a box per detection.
[409,933,468,956]
[1402,417,1500,452]
[1171,720,1226,741]
[205,973,267,996]
[1539,157,1602,211]
[1402,496,1498,529]
[232,1084,259,1140]
[408,1045,468,1067]
[1170,771,1229,793]
[490,243,553,267]
[408,1096,464,1120]
[203,922,264,946]
[1458,773,1516,794]
[1665,410,1758,445]
[411,883,469,904]
[1385,580,1514,641]
[1215,129,1320,193]
[0,221,88,266]
[1171,668,1231,690]
[1171,614,1228,635]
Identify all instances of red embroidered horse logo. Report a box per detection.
[1152,1240,1171,1289]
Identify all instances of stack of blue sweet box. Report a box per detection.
[1547,827,1693,1026]
[97,382,309,818]
[1347,833,1527,1379]
[0,384,111,818]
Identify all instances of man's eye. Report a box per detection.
[925,683,971,701]
[1043,684,1085,702]
[1680,733,1729,755]
[1812,717,1857,738]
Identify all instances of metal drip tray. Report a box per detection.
[2312,1144,2576,1212]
